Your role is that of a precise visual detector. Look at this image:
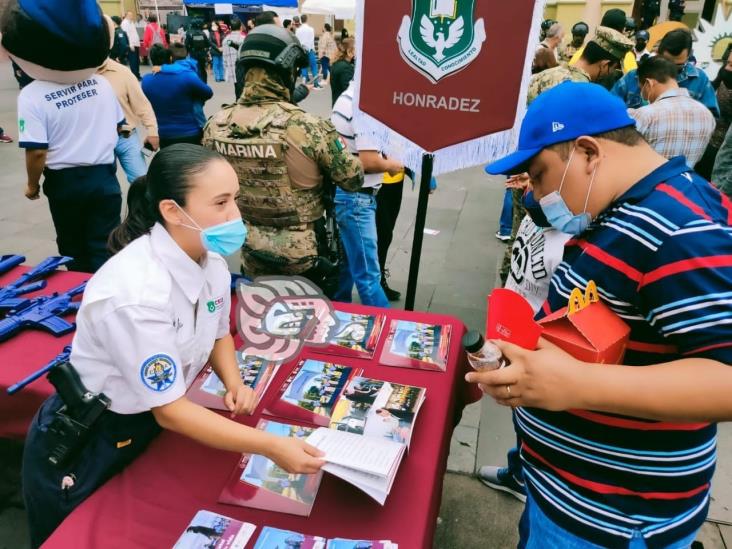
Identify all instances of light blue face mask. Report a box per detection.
[538,147,597,236]
[175,203,248,256]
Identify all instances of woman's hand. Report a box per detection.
[465,338,589,411]
[224,384,257,417]
[266,437,326,474]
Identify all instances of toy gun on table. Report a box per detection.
[0,256,73,314]
[0,255,26,276]
[6,345,72,395]
[0,281,87,341]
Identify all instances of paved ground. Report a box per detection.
[0,60,730,548]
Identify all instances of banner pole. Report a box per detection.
[404,153,434,311]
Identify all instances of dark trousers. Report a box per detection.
[375,181,404,273]
[42,164,121,273]
[159,132,203,149]
[192,54,208,83]
[22,394,161,548]
[695,145,719,181]
[127,46,140,79]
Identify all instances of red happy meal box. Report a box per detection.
[538,281,630,364]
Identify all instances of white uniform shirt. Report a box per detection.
[121,18,141,48]
[71,223,232,414]
[296,23,316,51]
[17,76,124,169]
[504,215,571,314]
[331,82,383,189]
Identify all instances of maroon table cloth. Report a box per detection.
[0,265,89,439]
[44,302,481,548]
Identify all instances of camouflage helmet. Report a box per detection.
[238,23,308,88]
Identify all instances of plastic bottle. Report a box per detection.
[462,330,508,371]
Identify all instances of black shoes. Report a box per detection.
[381,270,401,302]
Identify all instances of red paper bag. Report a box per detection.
[538,281,630,364]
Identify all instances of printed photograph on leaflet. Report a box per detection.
[327,540,398,549]
[280,359,355,419]
[253,526,326,549]
[313,311,386,359]
[187,352,280,411]
[240,420,321,505]
[173,510,255,549]
[381,320,451,371]
[330,377,426,447]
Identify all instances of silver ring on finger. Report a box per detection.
[506,384,512,398]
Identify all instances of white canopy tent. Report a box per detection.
[262,4,300,17]
[301,0,355,19]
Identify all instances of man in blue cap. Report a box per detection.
[469,82,732,548]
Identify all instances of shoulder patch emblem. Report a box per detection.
[140,354,177,392]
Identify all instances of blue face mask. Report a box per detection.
[176,203,248,256]
[538,147,597,236]
[522,191,550,228]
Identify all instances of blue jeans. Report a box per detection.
[321,56,331,80]
[499,188,513,236]
[333,188,390,308]
[520,492,700,549]
[114,129,147,183]
[301,49,320,86]
[212,55,224,81]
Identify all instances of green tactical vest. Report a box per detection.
[203,102,324,228]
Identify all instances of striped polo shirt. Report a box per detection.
[520,156,732,548]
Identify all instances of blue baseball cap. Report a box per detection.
[485,82,636,175]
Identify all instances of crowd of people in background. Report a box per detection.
[496,7,732,244]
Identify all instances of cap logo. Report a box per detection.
[552,122,565,133]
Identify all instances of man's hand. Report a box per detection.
[465,338,587,411]
[266,437,326,474]
[224,384,257,417]
[144,135,160,151]
[385,159,404,177]
[506,173,531,190]
[25,182,40,200]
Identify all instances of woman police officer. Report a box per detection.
[22,144,325,547]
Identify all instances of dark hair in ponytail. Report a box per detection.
[108,144,223,254]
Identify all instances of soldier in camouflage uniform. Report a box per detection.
[203,25,363,296]
[499,26,633,283]
[558,22,589,63]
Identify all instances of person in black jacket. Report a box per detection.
[185,19,210,83]
[330,37,355,106]
[110,16,130,65]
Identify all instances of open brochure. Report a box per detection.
[330,376,426,448]
[310,311,386,359]
[264,359,363,426]
[187,353,281,412]
[252,527,398,549]
[218,420,323,517]
[306,428,406,505]
[173,510,255,549]
[379,320,452,372]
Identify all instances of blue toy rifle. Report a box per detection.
[0,281,87,341]
[0,256,73,313]
[0,255,26,275]
[6,345,72,395]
